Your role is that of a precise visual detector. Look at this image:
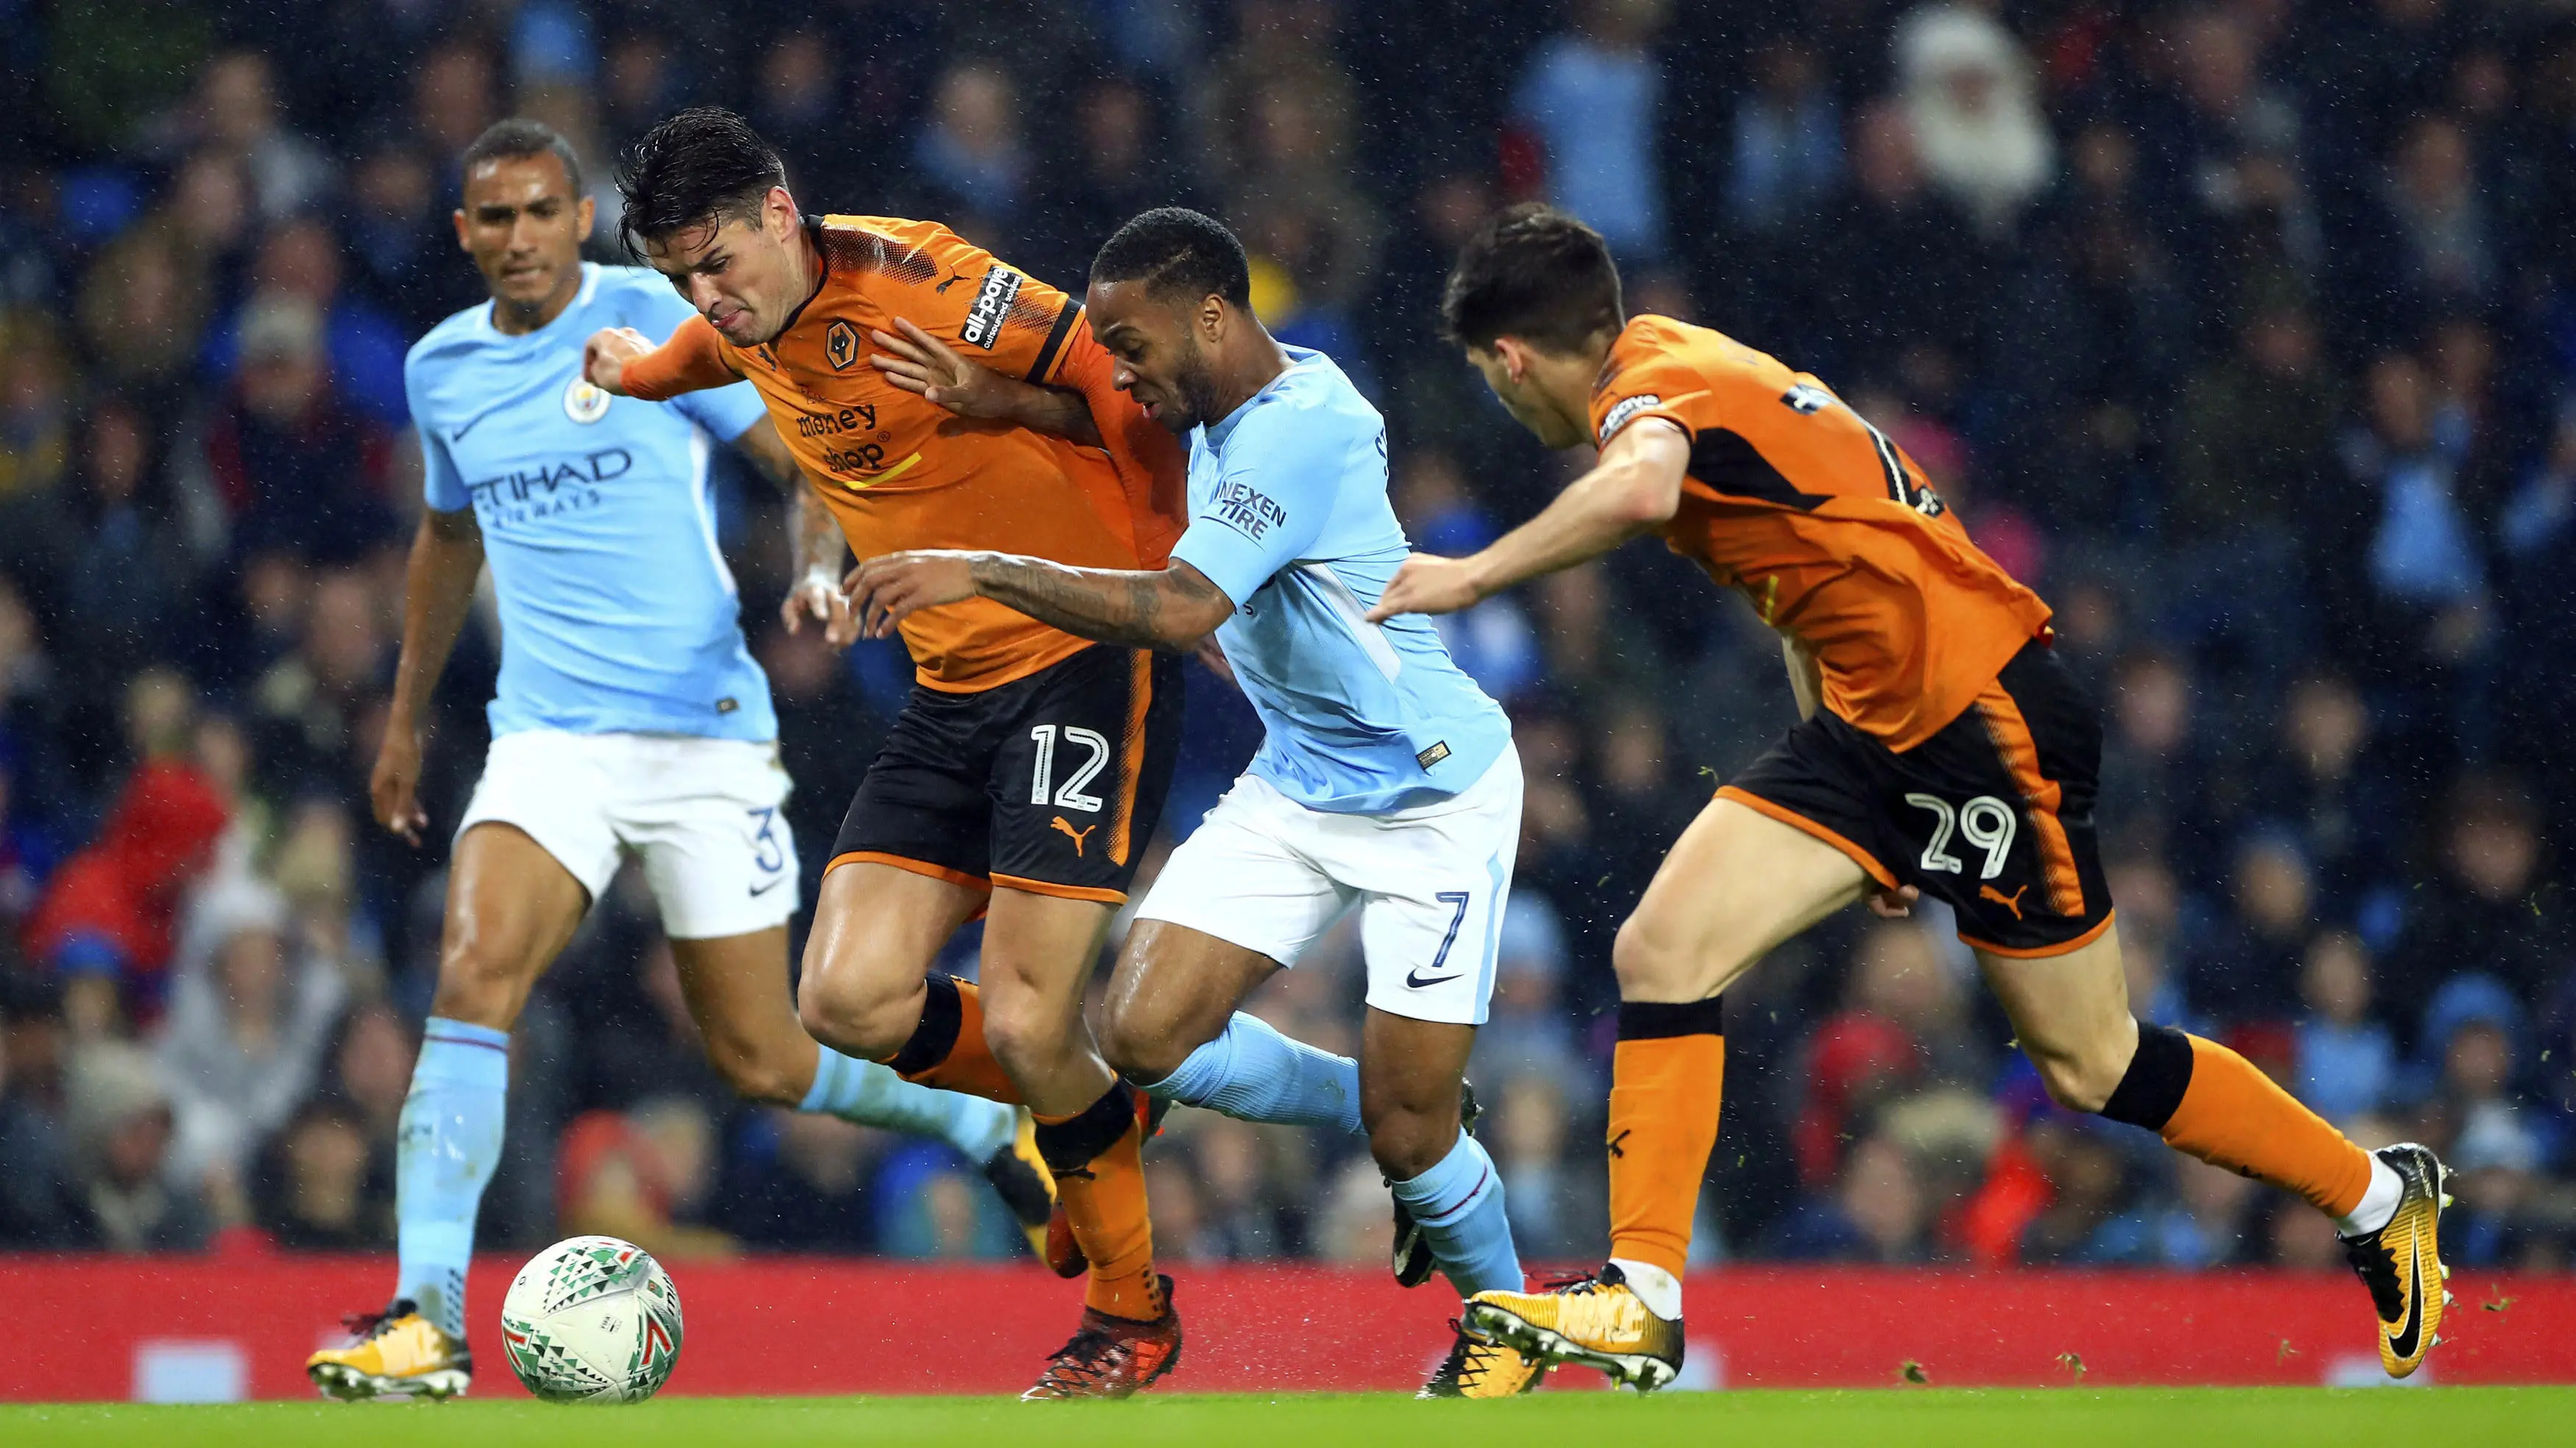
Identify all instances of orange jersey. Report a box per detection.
[1590,315,2053,750]
[623,215,1185,691]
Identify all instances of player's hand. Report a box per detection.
[583,327,654,397]
[868,319,1013,417]
[371,721,430,847]
[1366,553,1481,622]
[845,550,982,639]
[782,568,859,647]
[1866,884,1922,919]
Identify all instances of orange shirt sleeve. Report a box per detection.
[619,313,739,401]
[1052,323,1186,519]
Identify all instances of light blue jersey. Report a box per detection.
[1170,347,1510,813]
[407,264,776,741]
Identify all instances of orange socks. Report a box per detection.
[1605,998,1727,1279]
[1036,1082,1161,1321]
[2101,1023,2373,1218]
[880,971,1020,1104]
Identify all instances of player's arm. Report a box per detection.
[376,505,484,845]
[866,318,1102,446]
[586,313,739,399]
[1365,417,1691,622]
[846,552,1234,653]
[727,416,857,646]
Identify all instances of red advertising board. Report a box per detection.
[2,1252,2569,1400]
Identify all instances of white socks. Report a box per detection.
[2335,1153,2402,1238]
[1609,1257,1683,1320]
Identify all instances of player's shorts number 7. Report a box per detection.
[1030,725,1108,812]
[1904,793,2017,879]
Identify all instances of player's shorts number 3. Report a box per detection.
[1904,792,2018,879]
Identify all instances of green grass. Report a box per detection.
[6,1389,2575,1448]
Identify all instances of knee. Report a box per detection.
[1365,1105,1457,1182]
[1098,1001,1192,1086]
[2028,1032,2135,1115]
[794,965,918,1061]
[1613,908,1722,998]
[977,987,1060,1077]
[704,1032,805,1106]
[429,943,529,1029]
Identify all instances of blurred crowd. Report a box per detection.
[4,0,2575,1275]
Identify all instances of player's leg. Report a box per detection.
[1978,930,2448,1375]
[1105,923,1359,1127]
[310,807,600,1401]
[662,925,1051,1248]
[1101,777,1367,1135]
[1467,792,1872,1391]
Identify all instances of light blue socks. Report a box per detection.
[800,1046,1016,1164]
[395,1018,509,1338]
[1389,1130,1524,1296]
[1146,1011,1363,1135]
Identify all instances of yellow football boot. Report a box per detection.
[983,1108,1058,1262]
[1465,1265,1682,1391]
[2342,1143,2455,1379]
[1419,1319,1548,1398]
[305,1301,472,1400]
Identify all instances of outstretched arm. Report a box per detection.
[868,319,1102,447]
[587,314,739,400]
[1366,417,1691,621]
[845,551,1234,653]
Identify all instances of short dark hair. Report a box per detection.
[459,118,584,198]
[1089,207,1253,309]
[615,107,785,257]
[1440,204,1624,354]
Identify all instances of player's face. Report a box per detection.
[643,190,802,347]
[1086,277,1225,433]
[455,154,593,311]
[1467,343,1588,451]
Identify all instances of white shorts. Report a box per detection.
[1135,744,1523,1025]
[456,730,799,940]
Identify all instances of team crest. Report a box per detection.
[563,377,611,424]
[826,319,860,370]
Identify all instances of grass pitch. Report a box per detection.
[6,1388,2572,1447]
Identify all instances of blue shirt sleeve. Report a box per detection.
[1169,405,1334,607]
[406,355,467,513]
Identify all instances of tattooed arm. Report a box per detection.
[844,551,1235,652]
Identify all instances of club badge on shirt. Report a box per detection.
[564,377,612,424]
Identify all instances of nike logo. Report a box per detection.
[1404,967,1462,989]
[2389,1233,2426,1360]
[1050,816,1097,856]
[748,876,788,897]
[447,402,512,442]
[1979,883,2029,920]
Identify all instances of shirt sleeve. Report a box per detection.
[1052,323,1186,510]
[406,360,467,514]
[1592,352,1709,449]
[863,219,1082,384]
[620,313,740,401]
[1167,408,1334,608]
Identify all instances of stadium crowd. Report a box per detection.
[2,0,2575,1276]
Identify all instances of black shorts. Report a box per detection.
[1722,639,2115,957]
[830,645,1184,904]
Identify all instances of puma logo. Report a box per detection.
[1050,816,1097,856]
[1606,1129,1630,1160]
[1979,883,2029,920]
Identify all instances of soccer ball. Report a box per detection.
[498,1235,684,1403]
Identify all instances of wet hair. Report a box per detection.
[1089,207,1253,309]
[458,118,584,198]
[615,106,786,256]
[1440,203,1624,355]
